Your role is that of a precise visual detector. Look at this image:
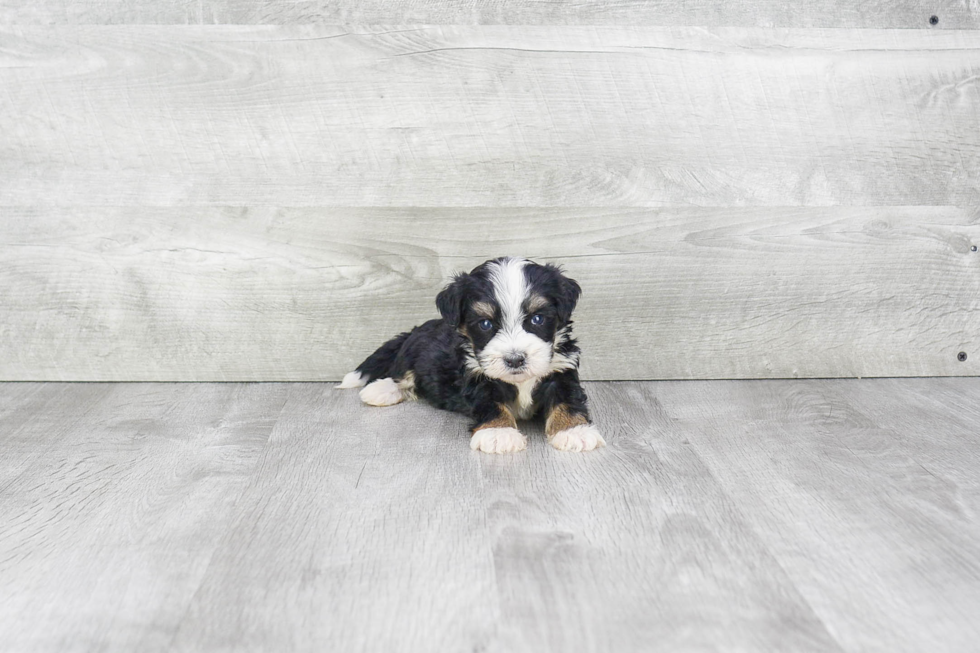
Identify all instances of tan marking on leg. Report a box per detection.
[545,404,589,437]
[473,404,517,432]
[397,370,417,401]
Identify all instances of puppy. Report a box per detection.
[337,257,605,454]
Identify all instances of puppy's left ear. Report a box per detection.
[436,272,471,328]
[548,264,581,325]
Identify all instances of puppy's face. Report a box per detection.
[436,257,581,383]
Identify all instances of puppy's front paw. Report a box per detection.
[548,424,606,452]
[470,427,527,454]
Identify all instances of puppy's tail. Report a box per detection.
[336,330,413,389]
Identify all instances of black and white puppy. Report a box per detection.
[337,257,605,454]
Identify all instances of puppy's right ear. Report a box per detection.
[436,273,471,327]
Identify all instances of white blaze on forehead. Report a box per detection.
[480,257,552,384]
[488,257,529,331]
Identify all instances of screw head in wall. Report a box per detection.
[929,15,939,25]
[958,352,968,362]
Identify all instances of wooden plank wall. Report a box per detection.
[1,5,978,381]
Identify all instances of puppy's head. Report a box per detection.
[436,257,581,383]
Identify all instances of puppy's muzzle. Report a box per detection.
[504,352,527,370]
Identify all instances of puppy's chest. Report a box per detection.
[507,378,540,420]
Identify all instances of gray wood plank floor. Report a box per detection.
[1,379,978,652]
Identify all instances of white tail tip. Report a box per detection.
[336,371,366,389]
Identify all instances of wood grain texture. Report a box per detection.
[485,382,840,652]
[1,26,979,207]
[1,1,977,28]
[2,379,980,651]
[2,206,977,381]
[0,382,115,485]
[654,378,980,652]
[0,382,289,652]
[0,381,831,652]
[169,384,502,652]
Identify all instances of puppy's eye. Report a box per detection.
[478,319,493,331]
[530,314,544,326]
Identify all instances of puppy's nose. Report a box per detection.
[504,353,527,369]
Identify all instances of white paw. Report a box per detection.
[336,371,366,389]
[548,424,606,452]
[359,378,404,406]
[470,427,527,454]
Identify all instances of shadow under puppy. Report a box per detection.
[337,257,605,454]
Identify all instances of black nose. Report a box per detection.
[504,353,526,369]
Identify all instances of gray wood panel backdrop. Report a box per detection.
[1,3,978,381]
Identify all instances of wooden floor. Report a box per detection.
[1,379,978,652]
